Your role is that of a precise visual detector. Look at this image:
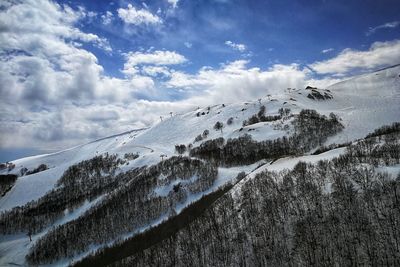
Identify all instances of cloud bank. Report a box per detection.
[311,40,400,74]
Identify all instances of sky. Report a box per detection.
[0,0,399,162]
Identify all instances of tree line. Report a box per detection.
[190,109,344,166]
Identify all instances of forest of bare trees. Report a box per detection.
[110,127,400,267]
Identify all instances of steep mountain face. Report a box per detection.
[0,66,399,266]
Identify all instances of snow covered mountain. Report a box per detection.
[0,65,399,266]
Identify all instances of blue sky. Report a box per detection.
[74,0,400,74]
[0,0,399,162]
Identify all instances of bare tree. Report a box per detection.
[214,121,224,133]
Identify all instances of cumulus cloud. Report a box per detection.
[0,0,157,148]
[125,50,187,66]
[0,1,185,150]
[118,4,162,26]
[366,21,400,36]
[311,40,400,74]
[225,40,247,52]
[123,50,187,76]
[87,11,97,17]
[0,0,111,53]
[0,0,119,108]
[167,61,313,102]
[101,11,113,25]
[142,66,171,77]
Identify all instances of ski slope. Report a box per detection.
[0,65,399,266]
[1,65,399,212]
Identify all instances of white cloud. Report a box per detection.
[0,0,157,149]
[123,50,187,76]
[0,0,111,52]
[225,40,247,52]
[322,48,334,53]
[0,1,189,149]
[161,61,342,124]
[366,21,400,36]
[117,4,162,26]
[142,66,171,77]
[0,0,117,105]
[166,60,332,103]
[311,40,400,74]
[167,0,179,9]
[87,11,97,18]
[101,11,113,25]
[125,50,187,66]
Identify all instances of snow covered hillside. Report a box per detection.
[0,65,399,266]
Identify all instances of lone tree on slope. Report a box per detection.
[175,144,186,156]
[214,121,224,133]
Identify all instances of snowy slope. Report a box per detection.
[325,66,400,144]
[1,65,399,211]
[0,65,399,266]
